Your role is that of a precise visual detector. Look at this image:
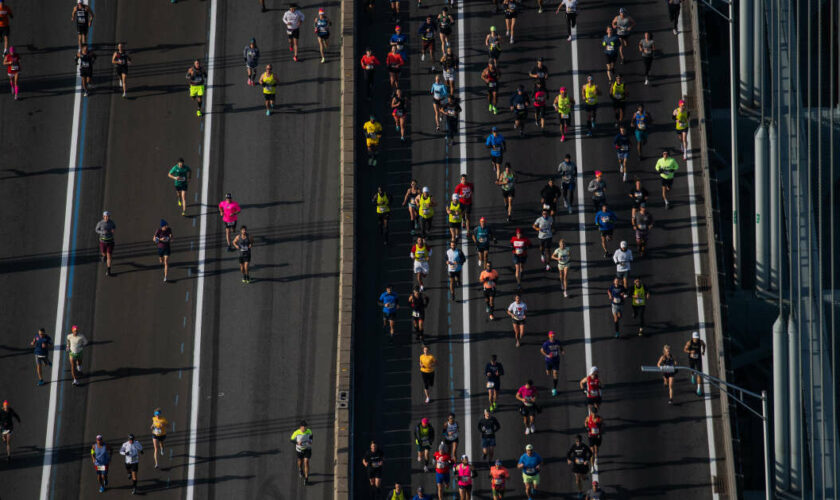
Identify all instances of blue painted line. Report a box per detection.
[182,316,187,328]
[174,394,179,406]
[181,342,185,354]
[185,291,190,302]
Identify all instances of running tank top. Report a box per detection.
[418,196,433,218]
[448,201,462,223]
[615,16,630,35]
[376,193,390,213]
[586,376,601,397]
[584,84,597,104]
[76,7,88,25]
[675,108,689,130]
[238,234,250,252]
[688,340,702,359]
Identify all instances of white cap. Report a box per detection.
[103,211,111,216]
[589,366,598,375]
[525,444,534,451]
[620,240,628,248]
[422,186,430,193]
[452,193,459,201]
[692,331,700,339]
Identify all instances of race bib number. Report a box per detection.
[412,310,421,318]
[561,113,570,119]
[494,478,504,485]
[488,81,497,88]
[613,296,621,304]
[515,248,524,255]
[486,380,495,389]
[525,467,536,475]
[96,465,107,472]
[638,122,646,130]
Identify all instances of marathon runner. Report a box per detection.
[607,277,628,338]
[0,1,11,55]
[594,203,617,258]
[612,240,633,288]
[2,44,19,100]
[360,48,380,99]
[502,0,519,44]
[533,82,548,130]
[415,418,435,471]
[515,379,538,434]
[362,441,385,496]
[485,126,506,178]
[489,459,510,499]
[633,203,653,256]
[218,193,241,251]
[402,179,421,235]
[415,187,435,237]
[441,413,460,458]
[71,1,94,50]
[30,328,53,386]
[657,344,677,404]
[153,220,173,283]
[119,433,143,495]
[529,57,549,88]
[290,421,313,485]
[66,325,87,386]
[540,178,561,216]
[373,185,392,245]
[586,480,605,500]
[167,158,191,216]
[0,400,20,462]
[509,229,530,287]
[609,77,628,132]
[639,32,655,85]
[150,408,168,469]
[496,163,515,222]
[111,42,131,98]
[429,74,448,131]
[485,354,504,411]
[567,434,593,497]
[601,27,619,82]
[631,277,650,336]
[554,87,573,142]
[628,178,649,220]
[446,193,464,241]
[557,154,577,212]
[440,46,458,96]
[283,4,305,62]
[386,45,405,90]
[408,286,429,341]
[446,240,467,301]
[442,96,462,146]
[580,366,602,414]
[477,409,501,466]
[509,85,530,136]
[540,331,566,395]
[433,442,453,498]
[485,26,502,65]
[411,237,431,291]
[185,59,206,116]
[456,456,476,499]
[611,8,636,63]
[630,104,652,159]
[455,174,474,233]
[655,149,679,209]
[517,444,543,497]
[480,61,501,115]
[581,75,599,135]
[76,45,96,97]
[390,24,408,61]
[243,38,260,86]
[551,239,571,297]
[90,435,112,493]
[556,0,578,41]
[533,209,553,271]
[473,218,496,269]
[418,16,437,65]
[378,284,399,338]
[232,226,253,283]
[258,64,277,116]
[684,331,706,396]
[672,99,690,159]
[584,408,603,470]
[363,115,383,166]
[437,7,454,55]
[389,482,407,499]
[314,8,331,63]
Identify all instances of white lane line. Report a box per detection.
[677,12,720,500]
[455,0,473,458]
[570,25,593,371]
[39,2,88,496]
[185,0,218,496]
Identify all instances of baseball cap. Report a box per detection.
[692,331,700,339]
[128,433,135,440]
[595,170,603,177]
[96,434,103,441]
[679,99,686,106]
[479,217,486,222]
[421,418,429,425]
[515,228,522,234]
[417,486,425,493]
[318,8,325,13]
[250,38,256,43]
[537,56,543,62]
[103,211,111,216]
[548,331,555,337]
[1,400,8,406]
[490,25,496,31]
[422,186,430,193]
[452,193,459,201]
[394,25,401,30]
[525,444,534,451]
[71,325,78,331]
[461,454,469,460]
[495,459,503,466]
[620,240,627,248]
[559,86,567,92]
[639,202,647,208]
[589,366,599,375]
[154,410,161,416]
[225,192,232,199]
[161,219,168,227]
[491,126,498,132]
[619,7,626,13]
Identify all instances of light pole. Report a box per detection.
[641,365,771,500]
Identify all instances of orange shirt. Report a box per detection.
[489,465,509,489]
[0,5,13,27]
[480,269,499,290]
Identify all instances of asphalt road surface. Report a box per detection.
[353,0,727,498]
[0,0,339,498]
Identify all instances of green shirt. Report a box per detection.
[169,164,191,188]
[655,157,679,179]
[500,172,515,192]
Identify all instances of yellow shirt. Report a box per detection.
[152,416,168,437]
[364,121,383,146]
[419,354,436,373]
[674,107,689,130]
[261,72,277,94]
[375,193,390,213]
[555,94,571,116]
[447,201,462,224]
[418,195,434,218]
[583,84,598,105]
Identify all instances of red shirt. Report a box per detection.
[4,54,19,75]
[434,451,452,474]
[360,55,380,70]
[510,236,530,255]
[585,415,603,436]
[385,52,405,70]
[585,375,601,397]
[534,90,548,107]
[454,182,474,205]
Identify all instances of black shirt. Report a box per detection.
[485,361,504,383]
[629,186,649,205]
[530,65,549,85]
[77,52,96,70]
[540,184,562,205]
[363,449,385,469]
[567,443,592,465]
[477,416,501,438]
[442,102,462,119]
[0,408,21,430]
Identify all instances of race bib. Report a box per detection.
[515,248,524,255]
[613,296,621,304]
[637,122,646,130]
[412,310,421,318]
[488,81,497,88]
[486,380,495,389]
[561,113,570,119]
[96,465,107,472]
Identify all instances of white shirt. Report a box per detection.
[613,248,633,272]
[283,10,305,31]
[561,0,577,13]
[66,333,88,354]
[446,248,464,272]
[120,440,143,464]
[507,301,527,320]
[533,216,553,240]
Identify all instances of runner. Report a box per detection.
[90,435,112,493]
[168,158,192,216]
[609,76,628,132]
[0,1,11,55]
[415,418,435,471]
[442,96,462,146]
[418,16,437,65]
[485,127,506,178]
[473,218,496,269]
[373,185,392,245]
[632,203,653,256]
[185,59,206,116]
[630,103,651,159]
[496,163,515,222]
[533,208,553,271]
[71,1,94,50]
[76,45,96,97]
[517,444,543,498]
[594,203,616,258]
[362,441,385,496]
[290,421,313,485]
[446,240,467,301]
[65,324,88,386]
[411,237,431,291]
[533,82,548,131]
[540,331,566,395]
[485,26,502,65]
[529,57,549,88]
[607,277,628,338]
[555,0,578,41]
[446,193,464,241]
[30,328,53,386]
[639,32,655,85]
[363,114,383,166]
[611,8,636,63]
[243,38,260,86]
[657,344,677,404]
[551,239,571,297]
[509,229,530,287]
[485,354,504,411]
[581,75,599,135]
[430,74,448,131]
[433,442,453,498]
[437,7,454,55]
[567,435,593,497]
[540,178,561,216]
[408,286,429,341]
[390,24,408,61]
[283,4,305,62]
[655,150,679,208]
[456,456,476,500]
[386,45,405,90]
[119,433,143,494]
[489,459,510,499]
[111,42,131,98]
[402,179,422,235]
[153,220,173,283]
[515,380,538,434]
[390,482,406,500]
[378,284,399,338]
[586,480,605,500]
[601,27,619,82]
[628,178,649,220]
[477,409,501,466]
[481,60,501,115]
[440,46,458,96]
[0,400,20,462]
[232,226,253,283]
[557,154,577,212]
[580,366,602,414]
[631,277,650,336]
[441,413,460,458]
[584,408,603,470]
[502,0,519,44]
[672,99,690,159]
[684,331,706,396]
[509,85,530,136]
[2,44,19,99]
[360,48,380,99]
[150,408,168,469]
[454,174,474,232]
[612,240,633,288]
[554,87,573,142]
[258,63,277,116]
[218,193,241,251]
[667,0,683,35]
[313,8,331,63]
[416,187,436,237]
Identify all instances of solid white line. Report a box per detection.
[455,0,473,459]
[185,0,218,496]
[570,25,593,371]
[677,12,720,500]
[39,4,88,497]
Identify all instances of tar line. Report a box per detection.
[185,0,219,496]
[39,1,93,498]
[677,12,720,499]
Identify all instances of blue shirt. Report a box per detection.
[602,34,619,55]
[417,21,436,40]
[379,291,399,313]
[92,443,111,466]
[541,339,562,360]
[412,495,431,500]
[33,334,52,356]
[390,33,408,57]
[510,92,529,110]
[485,362,504,383]
[314,18,330,35]
[595,210,617,231]
[485,134,505,156]
[632,112,650,131]
[613,133,631,152]
[518,452,543,475]
[609,284,627,305]
[430,82,448,101]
